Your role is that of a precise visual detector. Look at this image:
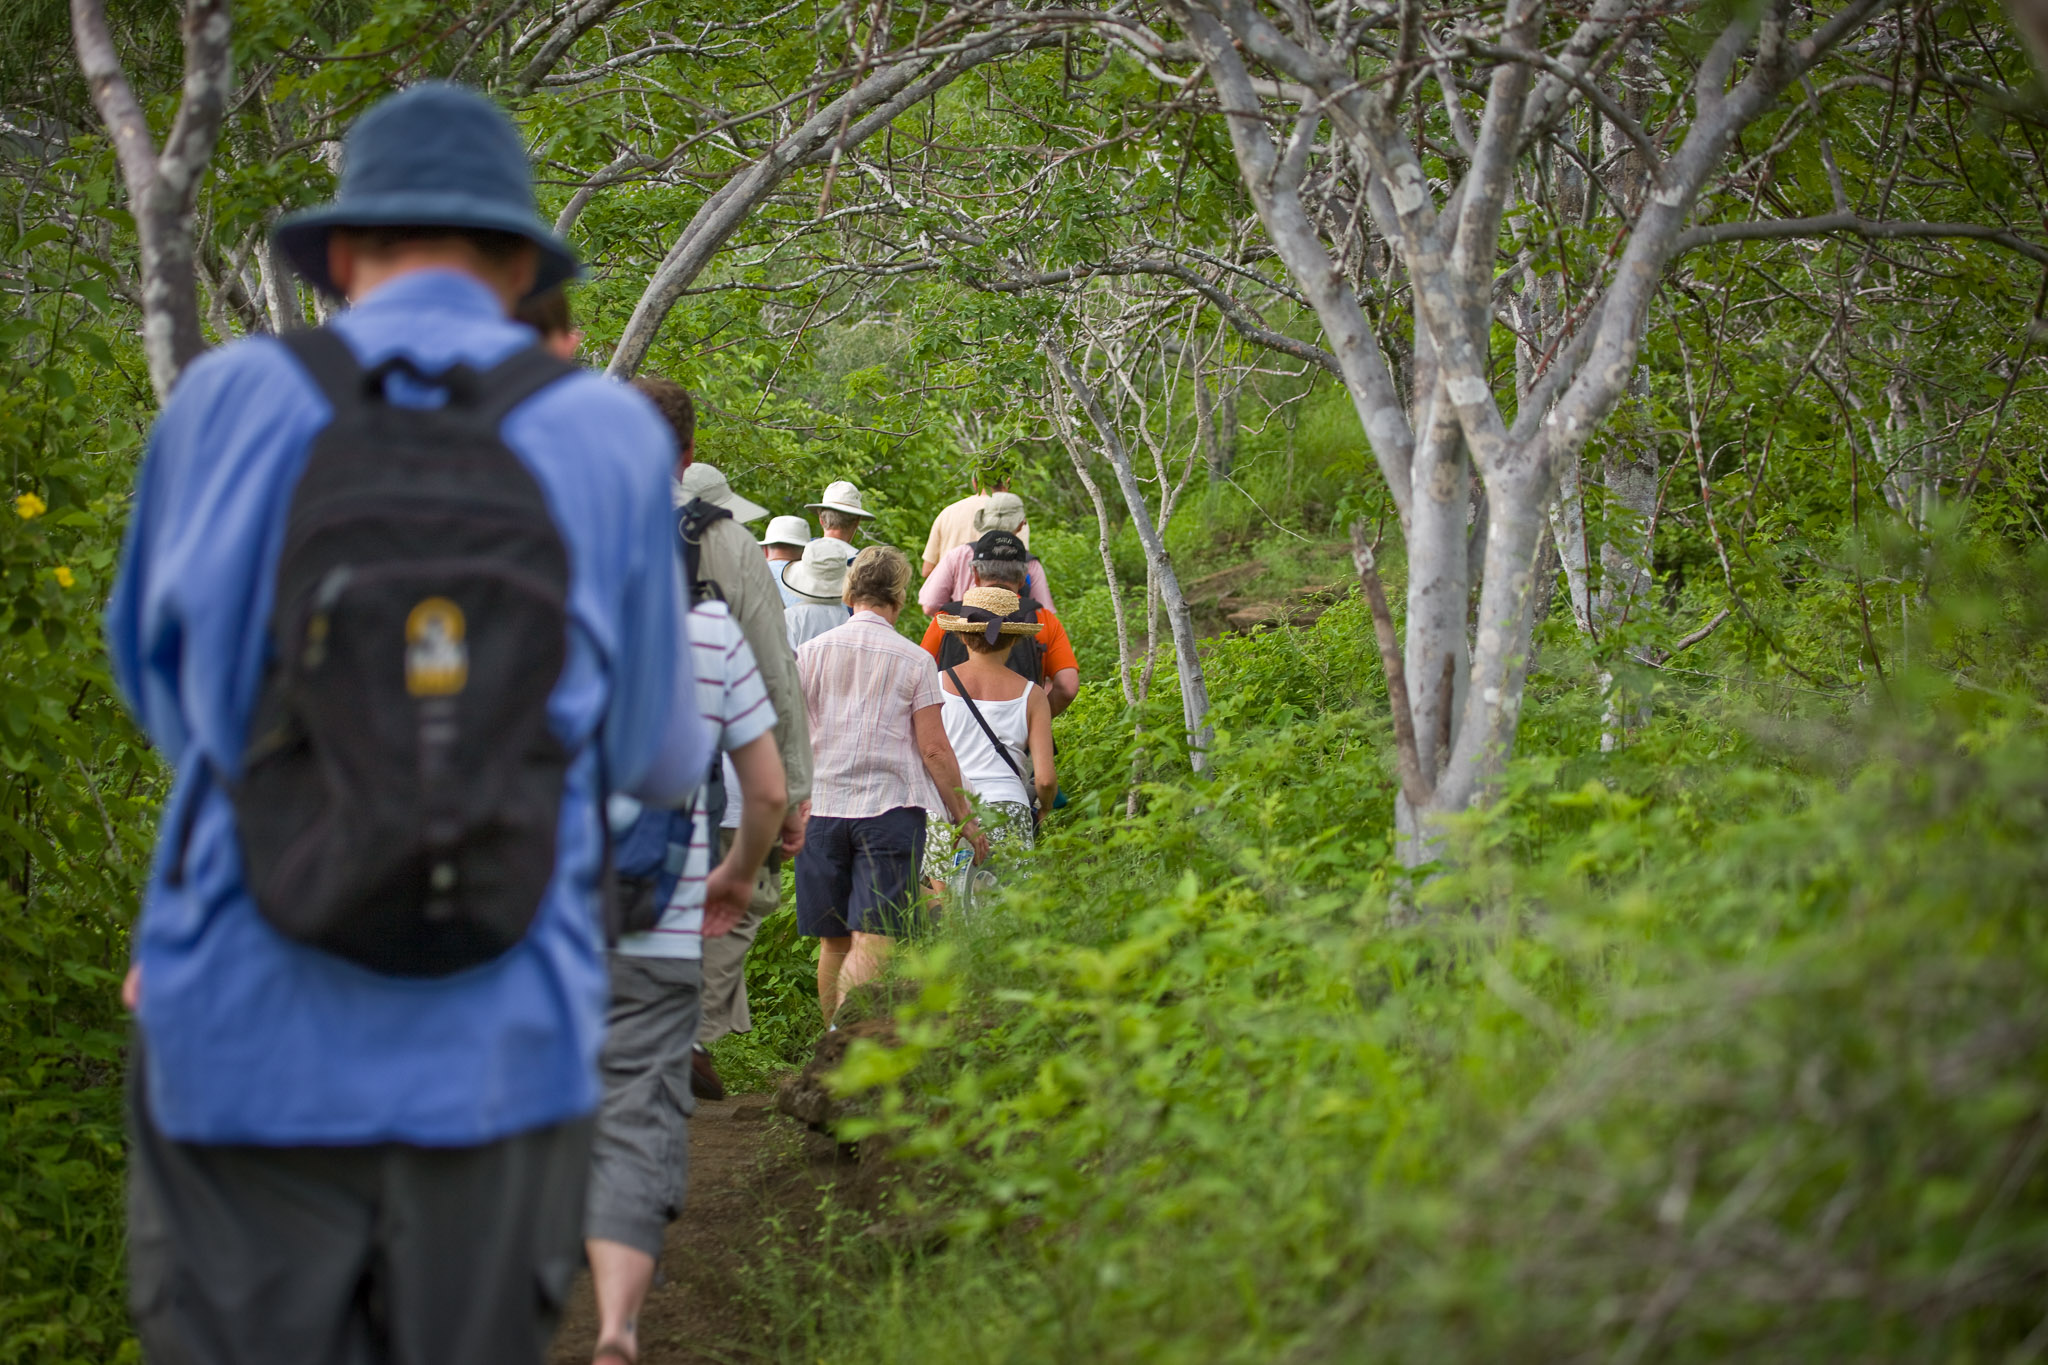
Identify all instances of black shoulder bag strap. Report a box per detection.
[944,666,1039,831]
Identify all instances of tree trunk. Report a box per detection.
[1045,333,1212,771]
[71,0,232,401]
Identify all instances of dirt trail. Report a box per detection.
[549,1094,855,1365]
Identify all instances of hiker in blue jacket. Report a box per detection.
[104,83,708,1365]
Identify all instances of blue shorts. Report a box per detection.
[794,807,928,939]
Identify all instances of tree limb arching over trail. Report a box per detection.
[603,5,1068,380]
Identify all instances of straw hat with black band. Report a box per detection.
[933,587,1044,646]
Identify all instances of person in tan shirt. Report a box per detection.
[920,478,1028,576]
[632,377,812,1100]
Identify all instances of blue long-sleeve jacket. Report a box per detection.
[105,269,707,1145]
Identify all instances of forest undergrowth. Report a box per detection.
[735,540,2048,1363]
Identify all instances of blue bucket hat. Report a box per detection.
[272,82,578,300]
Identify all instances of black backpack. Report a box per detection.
[230,330,581,977]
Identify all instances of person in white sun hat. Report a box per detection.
[807,480,876,544]
[782,538,858,650]
[760,514,812,607]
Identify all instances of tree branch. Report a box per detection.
[1675,213,2048,266]
[1351,521,1434,808]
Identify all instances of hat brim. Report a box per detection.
[933,613,1042,637]
[273,192,582,301]
[712,489,771,524]
[804,500,876,518]
[761,532,810,549]
[782,561,847,604]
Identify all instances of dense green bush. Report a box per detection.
[777,557,2048,1363]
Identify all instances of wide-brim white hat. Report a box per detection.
[782,537,859,604]
[760,514,811,549]
[678,462,769,523]
[805,479,875,518]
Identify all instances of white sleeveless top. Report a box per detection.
[939,679,1034,808]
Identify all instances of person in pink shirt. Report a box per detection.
[917,492,1054,615]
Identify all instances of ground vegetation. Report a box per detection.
[1,0,2046,1359]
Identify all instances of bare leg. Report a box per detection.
[817,935,851,1022]
[832,932,893,1013]
[586,1238,655,1362]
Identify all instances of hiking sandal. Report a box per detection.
[592,1341,636,1364]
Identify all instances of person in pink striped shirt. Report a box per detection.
[795,546,988,1021]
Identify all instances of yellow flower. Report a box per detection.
[53,566,74,588]
[14,493,46,519]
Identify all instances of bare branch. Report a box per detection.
[1675,213,2048,267]
[1351,522,1434,809]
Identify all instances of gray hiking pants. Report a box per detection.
[698,828,779,1045]
[584,953,702,1258]
[127,1047,591,1365]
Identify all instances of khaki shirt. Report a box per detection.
[921,494,1029,568]
[696,515,813,806]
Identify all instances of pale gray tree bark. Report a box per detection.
[71,0,233,400]
[1168,0,1897,865]
[1044,330,1213,771]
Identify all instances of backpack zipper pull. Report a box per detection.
[303,565,353,669]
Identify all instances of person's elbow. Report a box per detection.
[1047,669,1079,715]
[746,766,788,818]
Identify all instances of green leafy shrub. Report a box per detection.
[785,564,2048,1363]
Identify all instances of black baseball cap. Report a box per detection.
[972,530,1028,563]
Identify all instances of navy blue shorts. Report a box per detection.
[795,806,928,939]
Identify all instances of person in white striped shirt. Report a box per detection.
[582,597,785,1365]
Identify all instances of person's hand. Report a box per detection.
[122,964,141,1012]
[779,800,810,858]
[959,817,990,864]
[702,861,751,938]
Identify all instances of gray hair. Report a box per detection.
[818,508,863,534]
[844,544,911,610]
[972,558,1027,589]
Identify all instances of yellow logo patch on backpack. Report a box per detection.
[405,597,468,697]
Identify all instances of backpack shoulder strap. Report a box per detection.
[470,344,579,427]
[278,328,364,413]
[678,497,735,603]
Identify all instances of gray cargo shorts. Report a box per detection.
[126,1043,592,1365]
[583,953,703,1259]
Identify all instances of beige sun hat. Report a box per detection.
[933,585,1043,645]
[759,514,811,549]
[678,462,769,523]
[805,479,875,519]
[781,536,859,604]
[972,491,1027,534]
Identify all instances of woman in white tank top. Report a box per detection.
[921,586,1058,883]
